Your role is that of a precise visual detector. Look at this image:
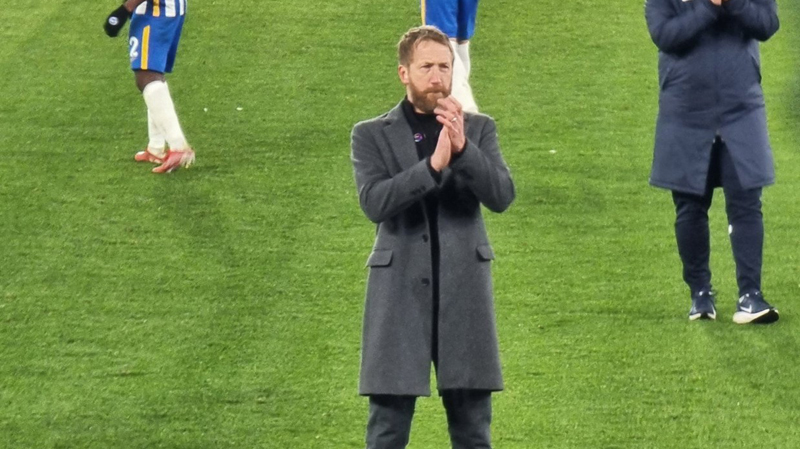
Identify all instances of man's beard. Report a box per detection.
[409,84,450,114]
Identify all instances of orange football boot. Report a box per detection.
[152,149,195,174]
[134,148,166,164]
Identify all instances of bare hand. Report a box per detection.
[435,96,466,154]
[430,127,452,172]
[709,0,722,5]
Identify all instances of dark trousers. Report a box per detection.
[672,139,764,296]
[365,390,493,449]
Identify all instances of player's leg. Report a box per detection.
[130,14,193,173]
[455,0,479,76]
[129,14,166,162]
[447,41,477,113]
[421,0,477,112]
[133,107,168,163]
[451,0,478,112]
[133,70,168,163]
[441,389,492,449]
[151,15,194,173]
[137,69,189,149]
[447,0,479,112]
[365,395,416,449]
[145,110,167,159]
[454,40,471,77]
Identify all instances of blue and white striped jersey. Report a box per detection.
[134,0,187,18]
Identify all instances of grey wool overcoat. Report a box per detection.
[645,0,779,195]
[350,102,515,396]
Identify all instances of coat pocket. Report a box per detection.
[366,249,393,267]
[476,244,495,261]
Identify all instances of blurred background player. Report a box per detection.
[422,0,480,113]
[104,0,194,173]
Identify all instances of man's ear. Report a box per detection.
[398,65,409,85]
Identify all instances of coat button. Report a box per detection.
[422,234,429,242]
[421,278,430,286]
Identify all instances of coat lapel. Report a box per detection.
[382,102,420,172]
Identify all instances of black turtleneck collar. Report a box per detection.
[401,97,441,128]
[400,96,442,181]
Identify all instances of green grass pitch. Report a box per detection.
[1,1,799,447]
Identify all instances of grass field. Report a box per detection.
[1,1,799,447]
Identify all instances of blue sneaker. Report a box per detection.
[689,289,716,321]
[733,291,779,324]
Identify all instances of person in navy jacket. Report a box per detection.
[645,0,779,324]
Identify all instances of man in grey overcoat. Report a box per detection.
[350,26,514,448]
[646,0,779,323]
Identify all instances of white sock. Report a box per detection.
[142,81,190,151]
[147,110,166,156]
[456,41,471,78]
[449,41,478,113]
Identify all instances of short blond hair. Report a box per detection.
[397,26,454,67]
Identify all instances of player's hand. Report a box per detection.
[435,96,466,154]
[709,0,722,6]
[430,127,452,172]
[104,5,131,37]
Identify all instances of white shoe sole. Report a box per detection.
[689,310,716,321]
[733,308,779,324]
